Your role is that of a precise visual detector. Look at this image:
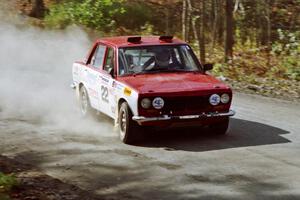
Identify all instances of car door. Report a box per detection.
[85,44,106,110]
[98,46,116,118]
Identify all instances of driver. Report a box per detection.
[154,49,171,68]
[142,48,171,70]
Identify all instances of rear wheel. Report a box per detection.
[79,86,94,117]
[209,117,229,135]
[119,102,138,144]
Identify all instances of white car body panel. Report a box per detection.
[72,62,139,121]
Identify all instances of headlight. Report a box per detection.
[209,94,221,106]
[141,98,151,109]
[221,93,230,104]
[152,97,164,109]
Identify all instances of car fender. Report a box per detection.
[113,81,139,121]
[72,63,91,105]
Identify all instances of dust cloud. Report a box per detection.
[0,12,112,135]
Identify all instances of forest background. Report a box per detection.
[6,0,300,99]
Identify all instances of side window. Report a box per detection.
[91,45,106,68]
[118,54,125,75]
[103,47,114,73]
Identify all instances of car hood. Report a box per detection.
[117,72,230,95]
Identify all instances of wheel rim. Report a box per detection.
[80,89,88,115]
[119,109,127,139]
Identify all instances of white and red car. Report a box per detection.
[72,36,235,144]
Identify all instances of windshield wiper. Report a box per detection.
[132,71,147,76]
[132,68,201,76]
[164,68,201,73]
[132,69,167,76]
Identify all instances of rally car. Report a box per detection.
[71,36,235,144]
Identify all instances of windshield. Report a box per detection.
[118,45,202,75]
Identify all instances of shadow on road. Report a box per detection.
[135,118,290,152]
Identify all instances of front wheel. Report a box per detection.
[209,117,229,135]
[119,102,138,144]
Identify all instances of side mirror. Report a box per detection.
[203,63,214,71]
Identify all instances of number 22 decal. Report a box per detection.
[101,85,109,103]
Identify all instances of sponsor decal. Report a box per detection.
[209,94,221,106]
[112,81,116,88]
[123,87,132,96]
[116,84,123,90]
[101,77,109,84]
[113,82,123,91]
[152,97,164,109]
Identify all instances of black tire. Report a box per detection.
[119,102,138,144]
[79,86,94,117]
[209,117,229,135]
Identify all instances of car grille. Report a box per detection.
[139,94,231,117]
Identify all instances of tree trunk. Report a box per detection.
[29,0,46,18]
[255,0,261,48]
[225,0,234,63]
[185,0,191,42]
[188,0,200,60]
[166,7,170,35]
[200,0,206,64]
[212,0,218,49]
[182,0,187,40]
[217,0,224,45]
[265,0,271,67]
[266,0,271,52]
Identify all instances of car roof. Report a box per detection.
[96,36,187,48]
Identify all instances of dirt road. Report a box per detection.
[1,92,300,200]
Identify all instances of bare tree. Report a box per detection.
[188,0,200,59]
[211,0,218,49]
[200,0,206,63]
[225,0,234,63]
[185,0,191,42]
[264,0,272,66]
[30,0,46,18]
[182,0,187,40]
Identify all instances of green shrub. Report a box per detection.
[45,0,125,31]
[0,172,18,193]
[282,56,300,80]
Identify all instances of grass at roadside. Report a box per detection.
[0,172,18,200]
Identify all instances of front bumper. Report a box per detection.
[132,110,235,123]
